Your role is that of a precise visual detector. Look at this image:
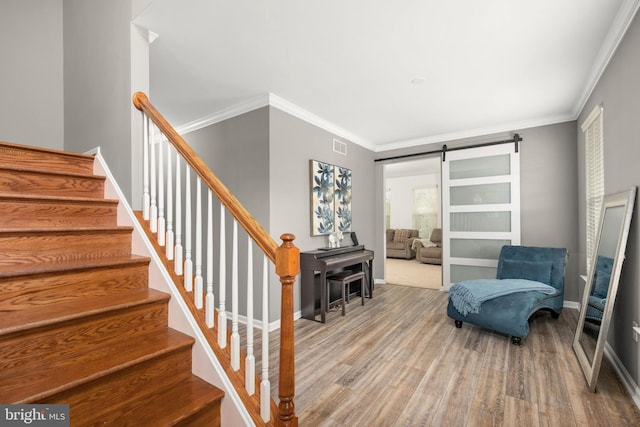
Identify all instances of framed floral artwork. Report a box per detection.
[334,166,352,232]
[310,160,352,235]
[310,160,335,235]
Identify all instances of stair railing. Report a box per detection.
[133,92,298,427]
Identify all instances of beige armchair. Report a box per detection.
[415,228,442,265]
[386,228,419,259]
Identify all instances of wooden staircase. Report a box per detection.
[0,142,224,426]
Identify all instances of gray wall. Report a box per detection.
[63,0,134,201]
[375,122,579,299]
[180,106,377,320]
[183,107,271,320]
[0,0,64,150]
[1,0,146,205]
[185,107,270,224]
[577,11,640,384]
[269,106,376,316]
[519,122,579,301]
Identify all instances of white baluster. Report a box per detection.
[184,167,193,291]
[194,179,203,309]
[157,139,166,246]
[260,254,270,422]
[231,220,240,371]
[206,190,215,328]
[245,237,255,395]
[218,206,227,348]
[149,125,157,232]
[142,114,150,221]
[174,155,183,275]
[165,143,174,259]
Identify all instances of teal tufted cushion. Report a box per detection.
[592,271,611,298]
[497,259,553,285]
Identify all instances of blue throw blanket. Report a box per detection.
[449,279,557,316]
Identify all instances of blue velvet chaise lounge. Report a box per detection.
[447,245,568,345]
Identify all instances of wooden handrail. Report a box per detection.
[133,91,278,263]
[133,92,298,426]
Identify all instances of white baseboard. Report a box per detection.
[563,301,639,409]
[224,310,302,333]
[565,297,640,410]
[564,300,580,310]
[604,342,640,409]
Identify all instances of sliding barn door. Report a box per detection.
[441,144,520,290]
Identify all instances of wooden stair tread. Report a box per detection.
[0,141,95,176]
[1,328,194,403]
[105,375,225,426]
[0,165,99,177]
[0,167,105,199]
[0,140,95,161]
[0,225,133,235]
[0,194,119,228]
[0,255,150,278]
[0,192,118,205]
[0,226,134,266]
[0,288,170,336]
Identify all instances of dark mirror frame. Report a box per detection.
[573,186,636,392]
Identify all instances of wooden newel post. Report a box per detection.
[275,233,299,427]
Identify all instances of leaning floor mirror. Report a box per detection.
[573,186,636,392]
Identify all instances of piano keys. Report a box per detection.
[300,245,374,323]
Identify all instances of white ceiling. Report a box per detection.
[134,0,639,152]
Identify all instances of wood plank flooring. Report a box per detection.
[264,284,640,426]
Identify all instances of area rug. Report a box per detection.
[384,258,442,290]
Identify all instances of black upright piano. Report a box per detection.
[300,245,374,323]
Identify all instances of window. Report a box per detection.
[412,186,439,239]
[582,104,604,272]
[385,188,391,230]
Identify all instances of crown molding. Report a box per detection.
[174,94,271,135]
[175,94,574,154]
[131,23,159,44]
[174,92,377,151]
[147,30,159,44]
[267,94,376,151]
[375,113,576,152]
[572,0,640,118]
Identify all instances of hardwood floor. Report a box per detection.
[265,284,640,426]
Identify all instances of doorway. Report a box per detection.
[384,157,442,289]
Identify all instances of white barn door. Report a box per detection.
[441,144,520,290]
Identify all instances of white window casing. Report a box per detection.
[582,103,605,272]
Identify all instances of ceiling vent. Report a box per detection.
[333,138,347,156]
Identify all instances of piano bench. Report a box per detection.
[326,270,366,316]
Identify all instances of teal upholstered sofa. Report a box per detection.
[447,245,568,345]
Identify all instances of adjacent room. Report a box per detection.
[384,157,442,290]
